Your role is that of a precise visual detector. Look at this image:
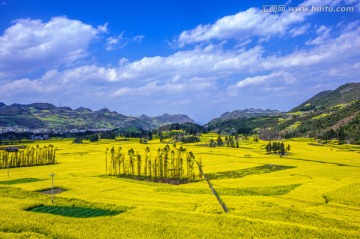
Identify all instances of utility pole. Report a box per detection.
[49,172,56,203]
[105,148,108,175]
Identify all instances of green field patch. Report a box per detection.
[206,164,296,180]
[27,205,124,218]
[37,187,67,195]
[285,121,301,130]
[0,186,41,199]
[156,184,301,196]
[217,184,301,196]
[287,157,357,167]
[0,187,131,214]
[312,113,330,120]
[308,142,325,146]
[0,178,43,185]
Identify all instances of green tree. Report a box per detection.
[73,137,82,144]
[338,127,346,144]
[89,134,99,142]
[209,138,215,147]
[136,153,142,176]
[128,148,135,176]
[217,135,223,147]
[280,142,285,156]
[235,134,239,148]
[266,142,271,153]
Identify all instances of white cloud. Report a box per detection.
[3,18,359,97]
[112,81,184,97]
[263,22,360,69]
[1,1,359,121]
[226,72,294,96]
[0,78,55,94]
[115,45,263,81]
[97,22,108,33]
[176,7,312,46]
[106,33,126,51]
[0,64,119,96]
[111,78,213,97]
[4,19,359,102]
[133,35,144,41]
[289,23,311,37]
[0,16,102,77]
[176,0,352,46]
[60,65,118,82]
[306,25,331,45]
[105,32,144,51]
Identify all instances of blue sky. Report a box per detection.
[0,0,359,123]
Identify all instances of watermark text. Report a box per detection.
[262,5,355,13]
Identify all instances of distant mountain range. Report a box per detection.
[1,82,359,143]
[208,108,281,125]
[0,103,194,130]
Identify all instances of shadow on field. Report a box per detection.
[206,164,296,180]
[286,157,359,167]
[0,178,43,185]
[27,205,124,218]
[156,184,302,196]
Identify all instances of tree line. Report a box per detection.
[106,144,202,184]
[0,144,56,169]
[265,141,290,156]
[157,130,201,143]
[209,134,251,148]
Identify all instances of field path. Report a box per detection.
[196,161,229,212]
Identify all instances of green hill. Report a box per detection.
[291,83,360,112]
[206,83,360,144]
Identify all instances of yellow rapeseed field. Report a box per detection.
[0,135,359,238]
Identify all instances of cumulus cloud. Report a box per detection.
[112,81,185,97]
[263,22,360,69]
[58,65,118,82]
[175,0,340,47]
[1,0,359,121]
[115,45,263,81]
[0,64,119,96]
[113,20,360,89]
[0,16,102,77]
[0,78,56,94]
[226,72,295,96]
[176,8,310,46]
[111,78,213,97]
[176,0,352,46]
[3,19,359,101]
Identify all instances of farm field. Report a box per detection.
[0,135,360,238]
